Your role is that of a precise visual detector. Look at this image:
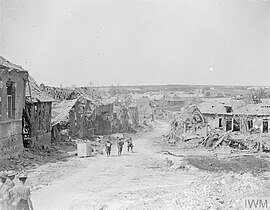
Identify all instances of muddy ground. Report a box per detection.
[26,121,270,210]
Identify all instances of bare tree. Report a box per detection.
[248,88,270,103]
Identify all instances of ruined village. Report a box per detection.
[1,0,270,210]
[1,55,270,209]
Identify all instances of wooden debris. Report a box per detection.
[212,131,232,149]
[161,150,184,157]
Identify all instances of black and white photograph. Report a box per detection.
[0,0,270,209]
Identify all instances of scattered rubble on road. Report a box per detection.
[0,140,76,172]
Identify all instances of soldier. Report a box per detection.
[117,138,124,156]
[105,140,112,157]
[127,137,134,153]
[6,171,17,188]
[10,173,34,210]
[6,171,17,210]
[0,172,10,210]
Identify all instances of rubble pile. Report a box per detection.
[165,128,270,153]
[201,130,270,152]
[0,141,76,172]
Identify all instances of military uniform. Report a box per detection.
[127,138,133,152]
[11,185,31,210]
[10,173,33,210]
[7,171,17,210]
[0,172,11,210]
[117,139,124,155]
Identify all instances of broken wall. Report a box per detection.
[92,104,113,135]
[23,102,52,149]
[68,99,94,139]
[136,97,152,124]
[92,115,112,135]
[171,106,207,139]
[128,106,139,130]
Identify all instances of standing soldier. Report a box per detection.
[127,137,134,153]
[10,173,34,210]
[117,138,124,156]
[7,171,17,210]
[6,171,17,188]
[0,172,11,210]
[105,139,112,157]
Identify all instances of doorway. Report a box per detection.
[263,120,268,133]
[226,119,232,131]
[218,118,222,128]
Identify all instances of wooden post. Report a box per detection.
[260,133,263,151]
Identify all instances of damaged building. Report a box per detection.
[0,56,28,159]
[199,100,270,133]
[40,84,74,101]
[112,102,139,133]
[171,104,208,140]
[112,103,129,133]
[23,76,55,149]
[136,96,153,124]
[128,104,139,131]
[51,96,95,141]
[92,103,114,135]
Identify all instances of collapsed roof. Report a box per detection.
[0,56,27,72]
[51,98,79,126]
[25,76,55,103]
[173,104,206,124]
[51,96,96,126]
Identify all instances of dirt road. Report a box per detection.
[31,121,201,210]
[29,120,270,210]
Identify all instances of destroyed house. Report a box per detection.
[66,87,103,105]
[40,84,74,101]
[199,101,270,133]
[167,98,186,107]
[128,104,139,131]
[0,56,28,159]
[51,96,95,140]
[136,96,153,124]
[67,89,114,136]
[112,103,129,133]
[112,102,139,133]
[23,76,54,149]
[157,96,187,112]
[171,105,207,139]
[92,103,114,135]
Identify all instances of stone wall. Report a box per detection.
[0,118,24,159]
[0,70,28,159]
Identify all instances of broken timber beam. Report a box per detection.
[213,131,232,149]
[161,150,184,157]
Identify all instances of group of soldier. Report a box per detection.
[105,137,134,157]
[0,171,33,210]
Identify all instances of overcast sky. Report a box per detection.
[0,0,269,87]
